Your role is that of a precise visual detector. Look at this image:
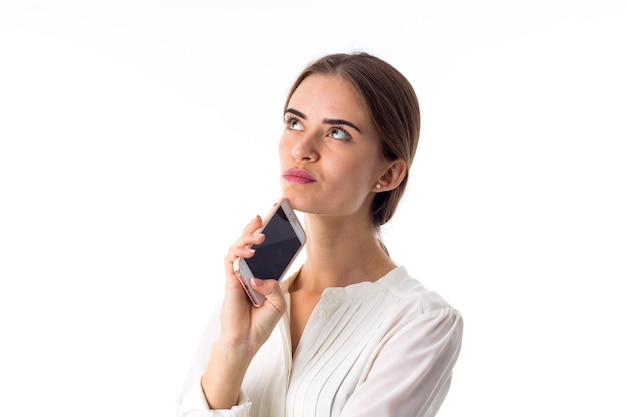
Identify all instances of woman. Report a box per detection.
[178,52,463,417]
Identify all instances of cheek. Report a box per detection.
[345,158,380,186]
[330,163,376,205]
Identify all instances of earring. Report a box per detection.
[376,184,381,189]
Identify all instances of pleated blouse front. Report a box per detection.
[177,266,463,417]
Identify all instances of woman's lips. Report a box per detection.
[283,168,316,184]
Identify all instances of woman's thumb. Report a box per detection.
[251,278,287,313]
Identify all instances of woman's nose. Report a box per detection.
[291,133,319,162]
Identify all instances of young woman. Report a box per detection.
[178,52,463,417]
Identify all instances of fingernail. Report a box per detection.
[251,277,265,287]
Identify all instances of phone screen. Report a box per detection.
[246,206,302,280]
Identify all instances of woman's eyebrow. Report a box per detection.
[284,108,306,119]
[323,118,362,133]
[284,108,362,133]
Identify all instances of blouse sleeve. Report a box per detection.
[176,307,253,417]
[339,307,463,417]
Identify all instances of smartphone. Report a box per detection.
[234,199,306,307]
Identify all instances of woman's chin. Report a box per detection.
[280,192,314,214]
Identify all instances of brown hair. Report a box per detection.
[284,52,421,227]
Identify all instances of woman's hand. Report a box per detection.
[221,215,288,349]
[201,215,288,409]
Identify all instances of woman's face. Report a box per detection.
[279,74,388,220]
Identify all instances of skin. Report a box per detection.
[201,74,407,410]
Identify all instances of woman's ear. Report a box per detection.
[375,159,407,192]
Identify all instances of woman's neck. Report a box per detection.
[292,213,397,293]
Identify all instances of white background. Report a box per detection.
[1,1,625,416]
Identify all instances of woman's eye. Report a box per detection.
[329,127,350,141]
[286,118,303,131]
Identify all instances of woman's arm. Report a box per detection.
[201,215,288,409]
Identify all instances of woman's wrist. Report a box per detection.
[213,335,257,366]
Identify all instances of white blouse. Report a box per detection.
[177,266,463,417]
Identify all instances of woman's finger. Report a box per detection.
[224,216,265,264]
